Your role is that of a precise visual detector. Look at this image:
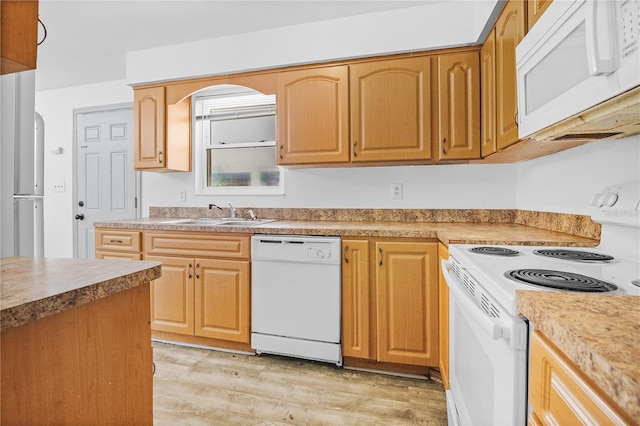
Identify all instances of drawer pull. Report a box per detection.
[109,239,123,244]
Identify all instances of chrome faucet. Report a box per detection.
[228,202,236,218]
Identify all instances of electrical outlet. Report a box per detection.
[179,188,187,202]
[53,182,66,193]
[391,183,403,199]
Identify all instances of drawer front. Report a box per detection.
[144,231,250,259]
[95,229,141,253]
[95,251,142,260]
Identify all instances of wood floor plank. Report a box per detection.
[153,342,448,425]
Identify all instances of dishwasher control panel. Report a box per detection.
[308,247,331,259]
[251,235,341,264]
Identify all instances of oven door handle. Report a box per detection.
[442,259,503,340]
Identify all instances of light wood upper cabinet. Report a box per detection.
[133,86,191,172]
[433,52,480,160]
[277,66,350,165]
[1,0,39,75]
[528,331,630,425]
[481,28,498,157]
[375,241,439,367]
[341,239,371,359]
[350,57,432,162]
[438,242,450,389]
[528,0,553,32]
[495,0,526,150]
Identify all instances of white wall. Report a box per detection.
[126,1,499,85]
[516,136,640,215]
[35,79,133,257]
[141,162,518,213]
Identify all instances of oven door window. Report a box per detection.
[448,293,528,425]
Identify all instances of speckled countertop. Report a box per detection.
[94,213,599,247]
[517,291,640,421]
[0,257,162,331]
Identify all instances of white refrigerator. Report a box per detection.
[1,70,44,257]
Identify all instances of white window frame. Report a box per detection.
[193,85,284,196]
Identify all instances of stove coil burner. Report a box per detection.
[505,269,618,293]
[532,249,614,263]
[469,247,521,257]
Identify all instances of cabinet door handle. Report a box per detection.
[279,145,283,160]
[188,264,193,279]
[344,246,349,264]
[379,247,383,266]
[514,112,519,127]
[352,141,357,157]
[158,150,164,164]
[195,263,200,279]
[442,137,447,155]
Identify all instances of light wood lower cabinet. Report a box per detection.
[342,238,439,371]
[528,330,630,425]
[144,231,251,350]
[95,228,142,260]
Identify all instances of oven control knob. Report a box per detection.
[603,191,619,207]
[590,192,604,207]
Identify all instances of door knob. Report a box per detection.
[75,214,85,220]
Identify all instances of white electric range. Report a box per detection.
[442,179,640,426]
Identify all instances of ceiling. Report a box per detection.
[35,0,439,91]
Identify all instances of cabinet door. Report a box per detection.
[194,258,250,343]
[146,255,194,335]
[528,331,629,425]
[350,57,432,162]
[438,243,450,389]
[527,0,553,32]
[481,28,497,157]
[277,66,350,165]
[134,86,166,169]
[433,52,481,160]
[341,239,372,359]
[495,0,526,149]
[1,1,39,75]
[375,241,438,366]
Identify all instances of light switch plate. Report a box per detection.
[53,182,66,193]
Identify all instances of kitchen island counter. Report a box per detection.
[1,256,161,331]
[517,291,640,422]
[1,257,161,425]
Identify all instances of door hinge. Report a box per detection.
[134,197,138,209]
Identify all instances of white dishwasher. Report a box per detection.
[251,235,342,366]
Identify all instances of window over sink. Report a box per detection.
[194,85,284,195]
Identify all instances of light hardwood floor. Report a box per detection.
[153,342,448,425]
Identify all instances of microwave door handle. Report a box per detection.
[441,260,503,340]
[586,0,617,75]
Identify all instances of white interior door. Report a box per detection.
[75,105,138,258]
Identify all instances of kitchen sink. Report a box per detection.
[159,218,274,227]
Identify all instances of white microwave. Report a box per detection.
[516,0,639,139]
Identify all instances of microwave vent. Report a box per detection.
[553,132,623,141]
